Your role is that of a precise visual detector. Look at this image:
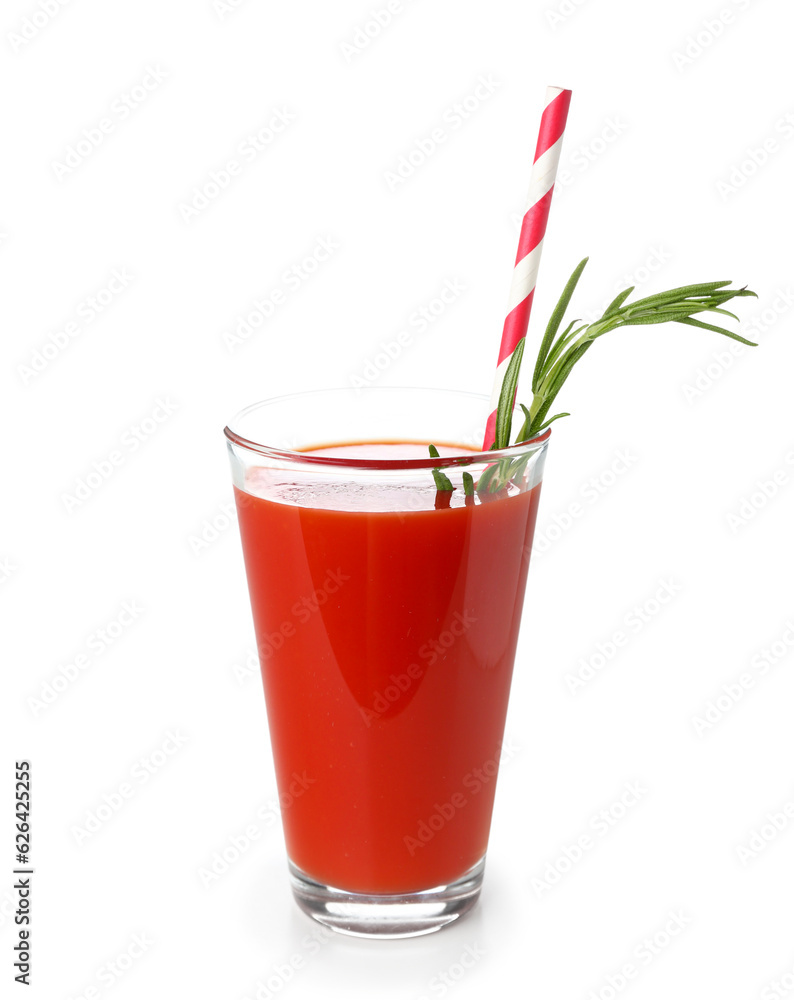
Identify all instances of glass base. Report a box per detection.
[288,856,485,939]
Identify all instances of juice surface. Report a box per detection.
[234,441,542,893]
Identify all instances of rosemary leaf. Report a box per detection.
[532,257,589,390]
[494,337,526,449]
[429,444,453,491]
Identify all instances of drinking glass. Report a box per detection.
[224,387,550,938]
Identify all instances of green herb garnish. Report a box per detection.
[511,257,757,443]
[429,258,757,500]
[429,444,453,492]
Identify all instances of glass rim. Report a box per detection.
[223,386,551,470]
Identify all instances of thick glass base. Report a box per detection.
[288,856,485,939]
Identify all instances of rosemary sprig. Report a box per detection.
[493,338,526,449]
[427,259,757,501]
[516,258,757,441]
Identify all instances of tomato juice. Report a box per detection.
[233,442,542,895]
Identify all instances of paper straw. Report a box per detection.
[482,86,572,450]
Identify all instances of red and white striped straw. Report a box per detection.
[482,86,572,450]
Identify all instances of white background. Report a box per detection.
[3,0,794,997]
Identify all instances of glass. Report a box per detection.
[224,387,550,938]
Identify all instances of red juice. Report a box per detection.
[233,442,542,895]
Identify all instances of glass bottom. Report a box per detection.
[288,856,485,939]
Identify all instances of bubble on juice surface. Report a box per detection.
[244,468,522,512]
[241,442,523,512]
